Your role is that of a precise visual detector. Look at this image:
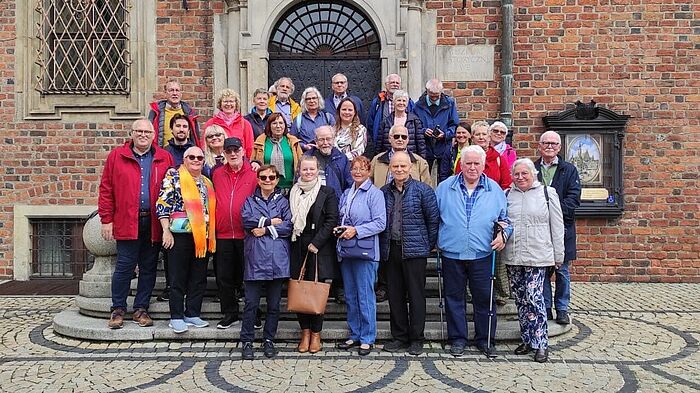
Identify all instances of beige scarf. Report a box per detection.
[289,177,322,241]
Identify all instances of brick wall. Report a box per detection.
[1,1,697,282]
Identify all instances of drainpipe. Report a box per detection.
[500,0,514,132]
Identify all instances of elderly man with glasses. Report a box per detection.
[324,73,365,126]
[99,118,174,329]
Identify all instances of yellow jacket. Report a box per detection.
[268,96,301,122]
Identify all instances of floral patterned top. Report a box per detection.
[156,170,211,225]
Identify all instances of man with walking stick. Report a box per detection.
[435,145,512,357]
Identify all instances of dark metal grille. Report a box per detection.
[269,2,380,59]
[30,218,94,279]
[34,0,131,95]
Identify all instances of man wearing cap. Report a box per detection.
[211,137,259,328]
[99,118,174,329]
[148,80,201,147]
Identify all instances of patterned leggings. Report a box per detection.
[507,265,549,349]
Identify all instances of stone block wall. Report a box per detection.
[0,0,697,282]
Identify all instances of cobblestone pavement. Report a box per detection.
[0,283,698,392]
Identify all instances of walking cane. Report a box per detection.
[436,250,445,348]
[485,222,503,359]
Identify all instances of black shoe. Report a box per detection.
[408,341,424,356]
[263,340,277,358]
[514,343,533,355]
[383,340,409,353]
[241,342,254,360]
[375,288,387,303]
[534,348,548,363]
[217,314,239,329]
[337,339,360,350]
[358,344,373,356]
[254,309,263,330]
[477,344,497,357]
[213,296,221,303]
[556,310,571,325]
[449,342,465,357]
[546,308,554,320]
[334,288,346,304]
[156,287,170,302]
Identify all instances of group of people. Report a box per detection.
[98,73,581,362]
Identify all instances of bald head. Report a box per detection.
[389,150,412,185]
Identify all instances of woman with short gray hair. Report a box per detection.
[290,87,336,152]
[377,89,426,157]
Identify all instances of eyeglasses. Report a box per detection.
[540,141,560,147]
[333,80,347,85]
[224,147,241,154]
[305,96,319,101]
[392,134,408,140]
[258,175,277,181]
[133,129,153,135]
[207,133,224,139]
[186,155,205,161]
[316,137,334,143]
[491,130,507,135]
[351,167,368,173]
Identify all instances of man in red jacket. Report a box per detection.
[211,137,258,329]
[99,118,174,329]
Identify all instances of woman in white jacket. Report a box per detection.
[502,158,564,363]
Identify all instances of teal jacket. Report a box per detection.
[435,174,512,260]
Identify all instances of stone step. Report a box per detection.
[53,308,572,342]
[76,296,519,320]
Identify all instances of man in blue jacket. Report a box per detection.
[436,145,512,357]
[534,131,581,325]
[366,73,414,155]
[380,152,439,356]
[325,73,365,126]
[412,78,459,172]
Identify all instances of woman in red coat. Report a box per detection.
[201,89,255,159]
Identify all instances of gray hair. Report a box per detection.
[314,125,335,139]
[275,77,295,94]
[300,86,325,112]
[489,121,508,133]
[539,130,561,144]
[392,89,409,103]
[389,124,408,137]
[385,73,401,84]
[470,120,490,133]
[460,145,486,165]
[511,158,538,177]
[425,78,443,94]
[251,88,269,100]
[331,73,347,83]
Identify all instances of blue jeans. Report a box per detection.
[543,260,571,312]
[240,278,284,342]
[442,255,496,347]
[111,217,160,312]
[340,258,378,345]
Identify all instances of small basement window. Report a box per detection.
[29,218,94,279]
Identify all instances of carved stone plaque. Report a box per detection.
[437,45,495,82]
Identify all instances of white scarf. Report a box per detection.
[289,177,322,241]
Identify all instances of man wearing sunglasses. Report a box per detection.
[210,137,259,329]
[369,125,431,303]
[99,118,174,329]
[534,131,581,326]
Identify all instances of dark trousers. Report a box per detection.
[240,278,284,342]
[214,239,244,317]
[442,255,496,347]
[167,234,208,319]
[387,242,427,343]
[376,258,388,291]
[111,216,159,311]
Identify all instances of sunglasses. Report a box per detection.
[258,175,277,181]
[224,147,242,154]
[392,134,408,140]
[206,133,224,139]
[186,155,205,161]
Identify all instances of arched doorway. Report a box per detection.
[268,2,381,111]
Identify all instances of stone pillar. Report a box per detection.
[78,213,116,298]
[406,0,423,99]
[226,1,241,91]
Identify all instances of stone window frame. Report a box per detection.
[15,1,157,121]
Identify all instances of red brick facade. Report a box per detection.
[1,1,697,282]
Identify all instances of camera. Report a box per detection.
[333,227,348,237]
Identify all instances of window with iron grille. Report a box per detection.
[30,218,94,279]
[34,0,131,95]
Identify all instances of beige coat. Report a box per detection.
[370,150,432,188]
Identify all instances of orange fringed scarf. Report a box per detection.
[179,166,216,257]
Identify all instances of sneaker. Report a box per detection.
[383,340,409,353]
[375,288,387,303]
[108,309,125,329]
[169,319,188,334]
[241,342,254,360]
[132,308,153,327]
[263,340,277,358]
[156,286,170,301]
[217,314,239,329]
[254,309,263,330]
[408,341,424,356]
[449,342,465,357]
[183,316,209,328]
[555,310,571,325]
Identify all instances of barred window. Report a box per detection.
[30,218,94,279]
[34,0,131,95]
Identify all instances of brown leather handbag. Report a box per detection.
[287,252,330,315]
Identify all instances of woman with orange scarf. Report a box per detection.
[157,146,216,334]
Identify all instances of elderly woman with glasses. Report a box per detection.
[470,121,512,191]
[502,158,564,363]
[156,146,216,334]
[202,88,255,159]
[239,165,292,360]
[489,121,517,169]
[377,90,426,158]
[252,113,303,193]
[290,87,335,152]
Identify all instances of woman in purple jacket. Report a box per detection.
[239,165,292,360]
[335,156,387,356]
